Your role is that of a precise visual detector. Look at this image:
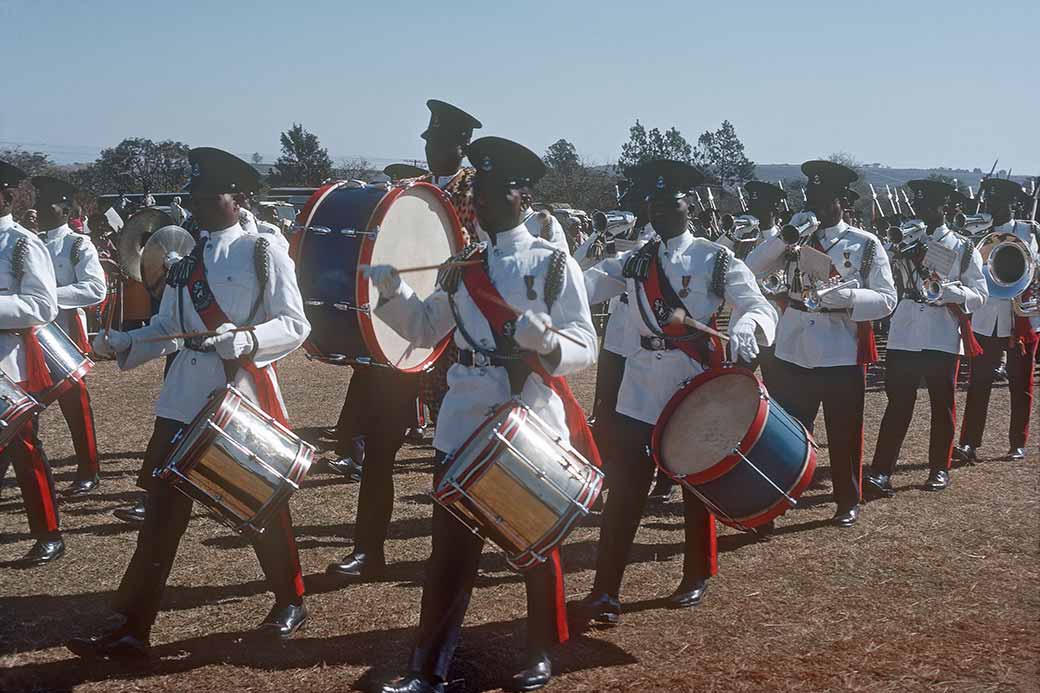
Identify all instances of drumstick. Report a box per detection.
[138,327,253,343]
[479,293,587,349]
[669,308,730,342]
[392,260,483,275]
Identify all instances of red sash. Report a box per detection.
[1012,286,1039,350]
[946,305,984,358]
[70,313,90,353]
[22,328,53,393]
[644,256,723,369]
[811,237,877,365]
[186,258,288,426]
[460,261,600,469]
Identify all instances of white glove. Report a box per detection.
[820,286,855,310]
[936,283,967,305]
[92,329,131,356]
[513,310,559,355]
[362,264,402,297]
[730,318,760,363]
[202,323,256,360]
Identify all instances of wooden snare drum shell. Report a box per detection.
[0,373,41,452]
[433,400,603,570]
[158,386,315,534]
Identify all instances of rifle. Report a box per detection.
[777,180,791,212]
[976,158,999,212]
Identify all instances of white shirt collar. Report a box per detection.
[206,222,241,237]
[432,170,461,189]
[0,213,13,230]
[820,220,848,242]
[44,224,71,242]
[661,229,693,253]
[487,223,530,250]
[929,224,952,243]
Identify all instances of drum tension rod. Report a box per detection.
[732,448,798,506]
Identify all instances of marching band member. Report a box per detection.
[69,148,311,660]
[954,178,1039,463]
[865,180,987,496]
[577,160,777,624]
[31,176,107,497]
[364,136,598,693]
[326,99,482,582]
[746,160,897,527]
[0,161,64,566]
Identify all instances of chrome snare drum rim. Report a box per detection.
[31,323,94,405]
[0,372,41,451]
[159,386,315,534]
[433,399,603,570]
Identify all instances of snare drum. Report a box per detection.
[433,399,603,570]
[292,181,464,371]
[30,322,95,406]
[652,368,816,530]
[157,385,315,534]
[0,371,40,452]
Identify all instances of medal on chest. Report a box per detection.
[524,275,537,301]
[679,275,691,298]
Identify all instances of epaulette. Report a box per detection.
[438,242,485,295]
[544,250,567,311]
[254,235,270,290]
[860,238,876,288]
[12,236,29,282]
[167,246,201,288]
[70,236,87,265]
[622,240,660,281]
[534,210,554,241]
[958,238,973,276]
[709,245,732,298]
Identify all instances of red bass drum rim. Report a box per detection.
[651,366,770,486]
[355,181,465,373]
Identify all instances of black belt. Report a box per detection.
[786,301,847,314]
[184,337,215,352]
[640,334,710,351]
[456,349,517,368]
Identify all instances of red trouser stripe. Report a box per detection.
[23,426,58,532]
[549,547,569,644]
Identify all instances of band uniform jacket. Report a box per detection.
[584,230,778,425]
[42,224,106,344]
[971,219,1040,337]
[117,222,310,424]
[376,225,598,454]
[746,221,898,368]
[886,225,988,354]
[0,214,59,383]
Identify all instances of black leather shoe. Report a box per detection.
[1006,447,1026,461]
[113,500,147,525]
[258,602,308,639]
[67,628,150,660]
[574,591,621,625]
[327,457,362,481]
[326,550,385,579]
[19,536,65,566]
[648,475,676,500]
[924,469,949,491]
[511,651,552,691]
[753,520,776,542]
[380,674,444,693]
[864,472,895,498]
[668,578,708,608]
[405,427,427,444]
[61,475,100,497]
[952,444,977,465]
[832,506,859,528]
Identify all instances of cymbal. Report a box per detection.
[118,208,175,282]
[141,225,195,298]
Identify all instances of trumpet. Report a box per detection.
[720,213,761,242]
[886,220,927,257]
[802,277,860,312]
[760,270,788,295]
[923,277,961,304]
[952,212,993,237]
[780,211,819,245]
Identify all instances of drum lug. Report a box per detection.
[306,225,333,235]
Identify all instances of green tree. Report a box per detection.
[543,139,582,176]
[89,138,191,194]
[536,139,617,211]
[696,120,755,187]
[617,120,696,174]
[270,123,332,186]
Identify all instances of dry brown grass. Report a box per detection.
[0,353,1037,692]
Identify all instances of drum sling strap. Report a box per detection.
[640,249,723,370]
[809,233,878,365]
[182,239,288,426]
[459,257,598,645]
[11,237,53,393]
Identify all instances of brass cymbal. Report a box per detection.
[141,225,195,298]
[118,208,175,282]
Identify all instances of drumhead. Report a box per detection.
[360,183,463,371]
[659,371,762,476]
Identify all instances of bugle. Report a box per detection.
[780,212,819,245]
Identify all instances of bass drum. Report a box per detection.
[292,181,464,371]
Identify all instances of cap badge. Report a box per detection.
[656,176,666,190]
[812,174,822,185]
[191,162,201,178]
[480,156,493,172]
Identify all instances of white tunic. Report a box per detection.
[0,214,59,383]
[886,226,988,355]
[41,224,106,341]
[746,221,898,368]
[475,211,571,254]
[376,225,597,454]
[971,220,1040,338]
[118,222,310,424]
[584,231,778,425]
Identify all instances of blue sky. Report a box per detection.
[2,0,1036,172]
